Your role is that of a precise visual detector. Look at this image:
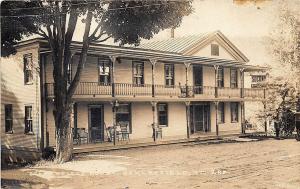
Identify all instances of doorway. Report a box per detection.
[190,104,210,133]
[88,105,104,143]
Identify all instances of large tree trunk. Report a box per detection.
[55,104,73,163]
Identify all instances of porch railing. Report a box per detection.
[45,82,266,100]
[193,86,215,96]
[45,82,111,96]
[115,83,152,96]
[218,87,241,98]
[155,85,181,96]
[244,88,265,99]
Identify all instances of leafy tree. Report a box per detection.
[267,4,300,138]
[256,77,297,136]
[1,0,192,163]
[268,6,300,111]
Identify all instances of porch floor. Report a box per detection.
[73,130,261,154]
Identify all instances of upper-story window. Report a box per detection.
[133,61,144,85]
[5,104,13,133]
[25,105,33,134]
[165,64,174,87]
[218,102,225,124]
[24,54,33,84]
[211,44,219,56]
[230,69,238,88]
[98,57,111,85]
[217,67,224,87]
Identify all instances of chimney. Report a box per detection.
[171,28,175,38]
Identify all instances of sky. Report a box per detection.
[71,0,294,67]
[64,0,300,68]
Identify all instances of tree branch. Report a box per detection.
[67,9,93,101]
[32,30,48,39]
[93,35,112,43]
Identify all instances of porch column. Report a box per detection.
[239,68,245,98]
[111,100,119,145]
[241,101,245,134]
[263,101,267,136]
[214,101,219,136]
[150,59,157,97]
[73,102,78,140]
[151,101,158,142]
[109,56,117,97]
[185,101,191,139]
[214,65,219,98]
[184,63,191,97]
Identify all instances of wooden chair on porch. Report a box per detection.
[73,128,88,145]
[107,125,120,142]
[119,121,130,141]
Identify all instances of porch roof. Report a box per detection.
[37,39,267,72]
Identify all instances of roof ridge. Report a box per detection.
[139,32,209,46]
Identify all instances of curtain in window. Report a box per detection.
[133,61,144,85]
[230,69,238,88]
[98,57,111,84]
[165,64,174,86]
[230,102,239,122]
[217,67,224,87]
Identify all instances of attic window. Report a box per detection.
[211,44,219,56]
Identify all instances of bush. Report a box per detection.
[42,147,56,160]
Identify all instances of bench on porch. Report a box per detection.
[73,128,88,145]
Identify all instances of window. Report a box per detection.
[5,104,13,133]
[230,102,239,123]
[165,64,175,87]
[132,61,144,85]
[230,69,238,88]
[217,67,224,87]
[98,57,111,85]
[252,75,266,83]
[25,106,33,134]
[116,104,132,133]
[24,54,33,84]
[211,44,219,56]
[218,102,225,124]
[158,103,168,126]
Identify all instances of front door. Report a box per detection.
[191,104,210,133]
[88,105,104,143]
[193,66,203,94]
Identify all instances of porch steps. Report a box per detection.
[73,133,255,154]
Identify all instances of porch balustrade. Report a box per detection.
[155,84,181,96]
[244,88,265,99]
[114,83,152,96]
[218,87,241,98]
[45,82,265,100]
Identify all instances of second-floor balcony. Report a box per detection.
[45,82,266,100]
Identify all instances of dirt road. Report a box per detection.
[2,138,300,189]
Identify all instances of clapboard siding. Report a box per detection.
[1,43,41,150]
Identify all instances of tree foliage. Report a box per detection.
[1,0,193,163]
[257,77,297,136]
[268,5,300,111]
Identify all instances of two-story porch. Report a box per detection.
[41,39,267,147]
